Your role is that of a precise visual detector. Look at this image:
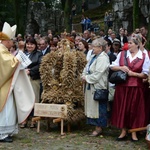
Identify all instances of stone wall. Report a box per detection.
[88,0,100,9]
[26,1,150,35]
[112,0,150,33]
[25,1,63,36]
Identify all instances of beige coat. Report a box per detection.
[82,51,110,118]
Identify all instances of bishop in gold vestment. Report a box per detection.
[0,22,35,142]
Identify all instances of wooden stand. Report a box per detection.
[128,127,147,133]
[128,125,150,150]
[33,103,67,135]
[32,117,41,132]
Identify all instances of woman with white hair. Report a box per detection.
[82,38,110,136]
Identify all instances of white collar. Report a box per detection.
[126,49,143,62]
[127,49,143,59]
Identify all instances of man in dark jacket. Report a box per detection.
[39,38,50,56]
[83,30,92,43]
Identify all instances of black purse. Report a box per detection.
[109,70,127,84]
[109,51,128,84]
[93,89,109,102]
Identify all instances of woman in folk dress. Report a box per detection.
[110,36,149,141]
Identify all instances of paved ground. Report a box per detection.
[0,120,149,150]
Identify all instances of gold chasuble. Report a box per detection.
[0,44,19,111]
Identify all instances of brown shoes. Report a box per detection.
[20,121,36,128]
[20,121,27,128]
[30,121,36,128]
[89,130,102,137]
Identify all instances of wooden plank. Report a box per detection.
[53,118,61,123]
[32,117,41,122]
[34,103,67,118]
[128,127,147,133]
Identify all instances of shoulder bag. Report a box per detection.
[93,88,109,103]
[89,53,109,102]
[109,51,128,84]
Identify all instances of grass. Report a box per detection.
[73,2,112,23]
[72,2,112,31]
[0,121,148,150]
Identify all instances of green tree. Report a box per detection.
[147,23,150,50]
[1,1,29,33]
[61,0,73,32]
[5,0,54,34]
[11,0,22,34]
[145,3,150,50]
[133,0,139,30]
[0,0,15,27]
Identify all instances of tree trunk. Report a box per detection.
[145,1,150,50]
[14,0,20,34]
[146,18,150,50]
[133,0,139,30]
[62,0,73,33]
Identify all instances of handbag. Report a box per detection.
[109,51,128,84]
[109,70,127,84]
[93,89,109,102]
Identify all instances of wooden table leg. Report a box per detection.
[37,120,40,133]
[61,119,64,135]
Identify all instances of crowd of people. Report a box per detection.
[80,15,92,33]
[104,11,114,28]
[0,20,150,145]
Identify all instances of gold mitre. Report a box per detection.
[0,22,17,40]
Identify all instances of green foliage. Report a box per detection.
[146,22,150,50]
[0,0,149,46]
[44,0,61,9]
[61,0,73,32]
[61,0,66,10]
[0,0,62,34]
[133,0,140,30]
[0,0,27,34]
[0,1,15,25]
[72,2,112,29]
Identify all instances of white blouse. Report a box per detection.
[110,50,149,75]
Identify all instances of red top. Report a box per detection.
[119,51,145,87]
